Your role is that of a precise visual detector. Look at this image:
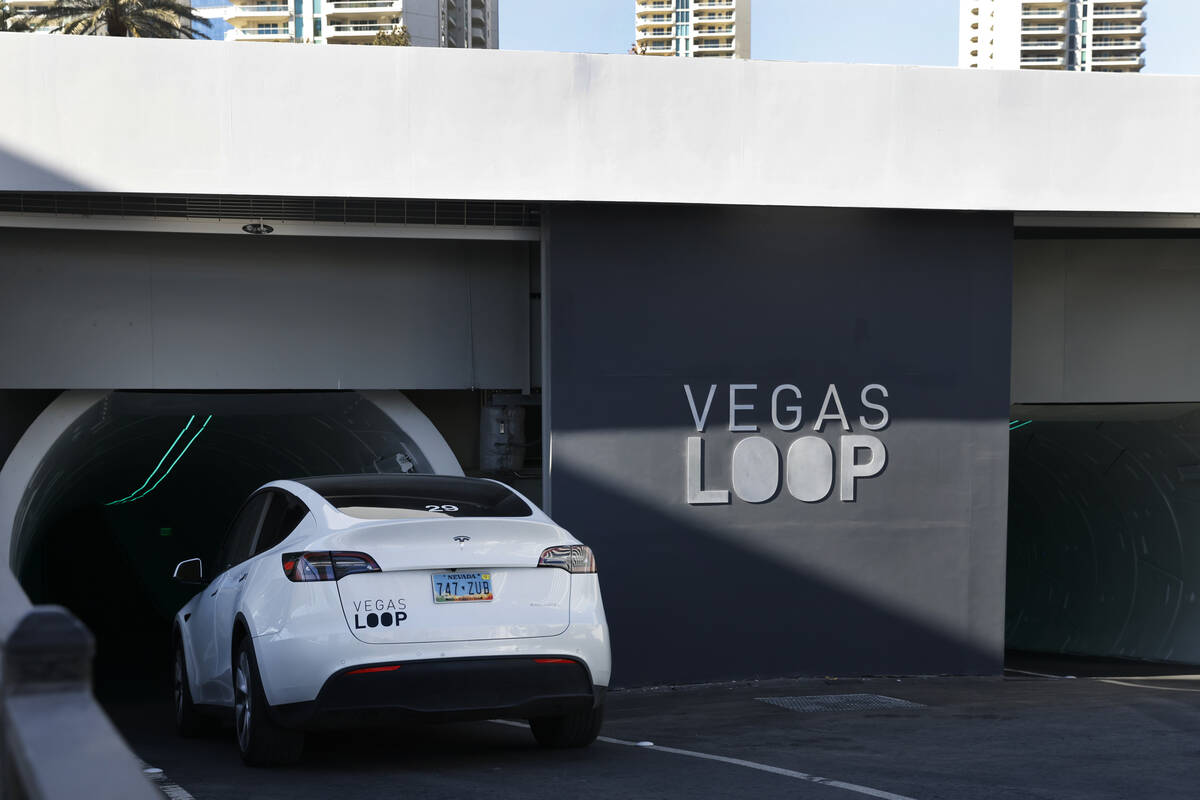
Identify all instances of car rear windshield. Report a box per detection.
[297,475,533,518]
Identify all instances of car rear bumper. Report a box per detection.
[271,655,604,730]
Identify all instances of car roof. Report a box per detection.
[288,473,539,518]
[295,473,513,498]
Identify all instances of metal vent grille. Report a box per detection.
[756,694,924,713]
[0,193,540,228]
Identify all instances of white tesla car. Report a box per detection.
[170,474,611,766]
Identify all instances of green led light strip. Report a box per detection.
[106,415,195,505]
[106,414,213,505]
[1009,420,1032,431]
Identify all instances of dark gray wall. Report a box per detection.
[546,204,1013,686]
[0,390,59,470]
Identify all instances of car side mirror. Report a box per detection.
[173,558,207,585]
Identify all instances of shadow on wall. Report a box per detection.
[0,142,93,192]
[545,203,1014,686]
[557,461,997,688]
[1007,408,1200,665]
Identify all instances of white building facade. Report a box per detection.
[959,0,1145,72]
[634,0,749,59]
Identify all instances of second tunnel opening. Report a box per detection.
[1006,403,1200,669]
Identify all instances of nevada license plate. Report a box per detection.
[432,572,494,603]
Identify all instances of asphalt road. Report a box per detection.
[105,664,1200,800]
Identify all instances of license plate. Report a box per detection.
[432,572,494,603]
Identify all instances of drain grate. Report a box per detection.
[756,694,924,713]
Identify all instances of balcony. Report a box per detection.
[1020,54,1065,67]
[1090,37,1145,51]
[1021,6,1067,20]
[1021,23,1065,34]
[225,25,292,40]
[642,44,675,55]
[636,14,673,25]
[694,24,733,34]
[1091,54,1145,67]
[324,20,399,39]
[324,0,399,16]
[694,12,732,21]
[694,39,734,51]
[636,29,674,40]
[226,3,290,20]
[1092,24,1144,35]
[1021,38,1065,50]
[693,0,734,6]
[1092,7,1146,21]
[635,1,673,10]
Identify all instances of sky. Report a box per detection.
[497,0,1200,75]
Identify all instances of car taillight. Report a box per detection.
[537,545,596,574]
[282,551,380,582]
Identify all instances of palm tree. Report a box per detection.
[32,0,210,38]
[1,1,35,31]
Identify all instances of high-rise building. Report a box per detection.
[215,0,496,46]
[634,0,750,60]
[959,1,1146,72]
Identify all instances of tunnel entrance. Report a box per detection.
[1005,404,1200,667]
[6,390,472,692]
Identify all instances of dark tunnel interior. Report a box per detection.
[1006,404,1200,667]
[12,391,446,695]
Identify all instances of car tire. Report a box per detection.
[173,642,209,738]
[529,703,605,748]
[233,637,304,766]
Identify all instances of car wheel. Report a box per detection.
[529,703,604,748]
[233,637,304,766]
[173,642,208,738]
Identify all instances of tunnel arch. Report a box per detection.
[0,389,462,683]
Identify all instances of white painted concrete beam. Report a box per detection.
[0,35,1196,213]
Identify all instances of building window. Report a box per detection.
[313,18,321,34]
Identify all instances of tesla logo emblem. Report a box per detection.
[453,536,471,545]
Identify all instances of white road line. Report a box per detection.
[142,765,195,800]
[489,720,918,800]
[1098,678,1200,693]
[1098,674,1200,682]
[1003,668,1076,679]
